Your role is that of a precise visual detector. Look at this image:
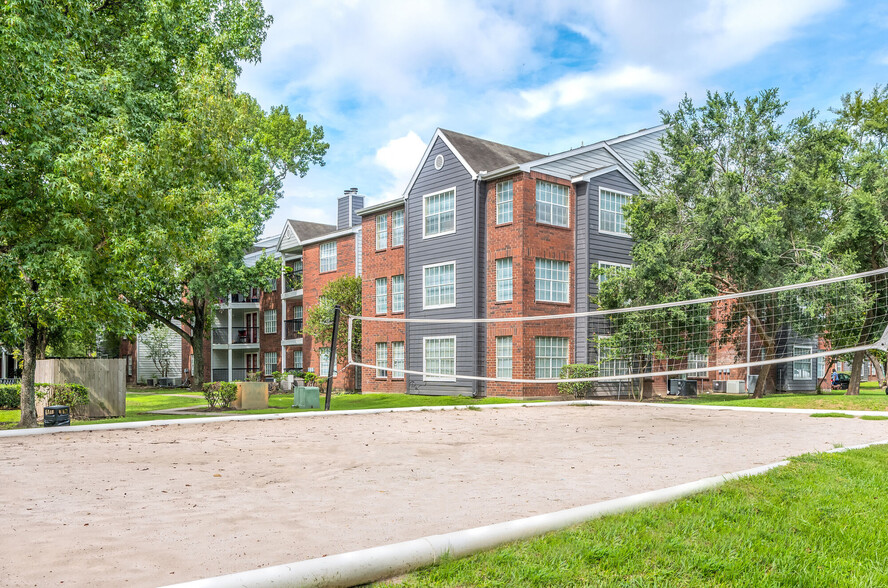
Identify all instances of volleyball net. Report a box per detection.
[345,268,888,386]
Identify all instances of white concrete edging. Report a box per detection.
[161,437,888,588]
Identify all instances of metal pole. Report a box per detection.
[746,316,751,391]
[325,305,342,411]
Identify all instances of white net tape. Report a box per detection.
[346,268,888,385]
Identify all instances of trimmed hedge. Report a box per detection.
[203,381,238,409]
[0,383,89,409]
[558,364,600,398]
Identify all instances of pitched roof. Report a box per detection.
[438,129,543,174]
[287,219,337,242]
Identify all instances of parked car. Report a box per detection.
[831,372,850,390]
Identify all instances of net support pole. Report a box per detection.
[877,325,888,351]
[325,305,341,412]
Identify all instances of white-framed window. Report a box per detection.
[319,348,336,376]
[294,350,303,370]
[376,342,388,378]
[817,356,826,379]
[423,337,456,381]
[267,277,277,291]
[264,309,277,334]
[598,337,630,379]
[320,241,337,272]
[423,261,456,309]
[598,261,631,288]
[264,352,278,377]
[376,213,388,250]
[392,209,404,247]
[496,336,513,379]
[392,274,405,313]
[599,188,630,236]
[535,258,569,303]
[496,257,513,302]
[295,305,303,320]
[496,180,513,224]
[536,180,568,227]
[687,352,708,377]
[535,336,569,379]
[792,345,813,380]
[423,188,456,238]
[375,277,387,315]
[392,341,405,379]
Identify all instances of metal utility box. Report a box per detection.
[292,386,320,409]
[43,405,70,427]
[713,380,727,393]
[668,379,698,397]
[726,380,746,394]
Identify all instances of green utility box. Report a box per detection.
[292,386,321,409]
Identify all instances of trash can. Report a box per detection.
[44,405,71,427]
[292,386,320,409]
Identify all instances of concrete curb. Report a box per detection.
[2,397,886,439]
[162,437,888,588]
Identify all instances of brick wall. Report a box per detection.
[360,208,407,393]
[485,172,575,397]
[303,233,358,390]
[259,279,282,377]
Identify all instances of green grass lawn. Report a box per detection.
[385,445,888,587]
[0,391,532,428]
[668,384,888,412]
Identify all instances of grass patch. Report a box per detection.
[860,415,888,421]
[385,446,888,587]
[669,386,888,412]
[810,412,856,418]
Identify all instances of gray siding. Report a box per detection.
[405,137,479,395]
[775,330,819,392]
[609,128,667,171]
[531,147,618,179]
[337,194,364,229]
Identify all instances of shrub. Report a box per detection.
[245,371,262,382]
[558,364,600,398]
[202,382,221,409]
[303,372,318,386]
[0,383,89,408]
[218,382,238,408]
[0,384,19,409]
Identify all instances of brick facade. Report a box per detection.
[258,278,283,376]
[360,207,407,393]
[302,233,358,391]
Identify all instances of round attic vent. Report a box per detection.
[434,154,444,170]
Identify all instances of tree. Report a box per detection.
[802,86,888,395]
[0,0,285,425]
[304,276,362,369]
[602,90,836,398]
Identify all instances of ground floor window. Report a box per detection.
[264,352,277,377]
[392,341,405,379]
[792,345,812,380]
[294,349,303,370]
[687,352,708,377]
[423,337,456,381]
[535,336,568,379]
[496,336,513,379]
[376,342,388,378]
[597,338,630,379]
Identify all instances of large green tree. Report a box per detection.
[0,0,298,425]
[600,90,838,398]
[304,275,362,373]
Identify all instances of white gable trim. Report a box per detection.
[275,221,301,252]
[605,123,669,146]
[402,129,476,198]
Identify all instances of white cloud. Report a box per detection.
[374,131,426,192]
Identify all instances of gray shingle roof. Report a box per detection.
[287,219,337,242]
[439,129,543,174]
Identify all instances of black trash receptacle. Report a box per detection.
[44,405,71,427]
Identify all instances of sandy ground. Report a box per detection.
[3,403,888,587]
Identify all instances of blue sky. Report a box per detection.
[236,0,888,238]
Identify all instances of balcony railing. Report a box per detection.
[212,368,248,382]
[284,319,303,340]
[211,326,259,345]
[230,292,260,303]
[284,271,303,293]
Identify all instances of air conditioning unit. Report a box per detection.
[146,378,155,386]
[726,380,745,394]
[712,380,727,393]
[668,379,698,397]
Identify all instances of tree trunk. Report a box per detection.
[846,349,865,396]
[867,351,886,388]
[190,299,207,392]
[752,362,772,398]
[19,323,39,428]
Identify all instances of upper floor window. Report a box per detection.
[375,277,387,315]
[392,274,405,313]
[600,188,630,236]
[423,188,456,238]
[392,209,404,247]
[536,180,568,227]
[496,257,513,302]
[320,241,337,272]
[264,310,277,334]
[535,258,569,303]
[496,180,513,224]
[423,262,456,309]
[376,213,388,250]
